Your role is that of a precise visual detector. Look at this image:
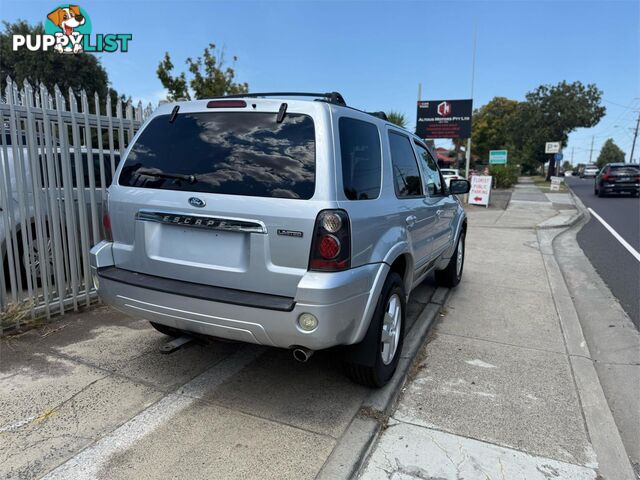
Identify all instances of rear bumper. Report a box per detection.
[90,241,388,350]
[600,183,639,193]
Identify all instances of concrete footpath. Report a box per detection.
[361,178,636,480]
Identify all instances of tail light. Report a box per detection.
[103,194,113,241]
[103,213,112,241]
[309,210,350,271]
[601,174,611,182]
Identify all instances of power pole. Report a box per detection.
[571,146,574,165]
[464,24,477,181]
[630,110,640,163]
[589,135,595,164]
[417,83,422,102]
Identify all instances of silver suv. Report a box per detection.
[90,92,470,387]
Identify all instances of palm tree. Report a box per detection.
[386,111,408,129]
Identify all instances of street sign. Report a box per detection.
[489,150,508,164]
[468,175,492,207]
[550,176,563,191]
[554,153,563,161]
[416,99,473,139]
[545,142,561,154]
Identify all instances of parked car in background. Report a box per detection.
[581,164,599,178]
[1,141,119,289]
[91,92,471,388]
[440,168,464,188]
[594,163,640,197]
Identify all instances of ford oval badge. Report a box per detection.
[188,197,206,208]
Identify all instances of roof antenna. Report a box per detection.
[169,105,180,123]
[277,102,288,123]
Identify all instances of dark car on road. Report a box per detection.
[594,163,640,197]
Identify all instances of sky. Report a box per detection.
[2,0,639,164]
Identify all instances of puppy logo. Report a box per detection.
[45,4,91,53]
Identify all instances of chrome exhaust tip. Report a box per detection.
[292,347,314,363]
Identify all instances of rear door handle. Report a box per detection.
[405,215,417,227]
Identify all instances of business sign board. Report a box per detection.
[545,142,561,154]
[416,99,472,139]
[468,175,492,207]
[489,150,508,164]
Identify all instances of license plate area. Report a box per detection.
[145,222,249,271]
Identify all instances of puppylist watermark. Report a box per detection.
[12,4,132,54]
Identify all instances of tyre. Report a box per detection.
[597,188,605,198]
[435,231,465,288]
[344,272,405,388]
[149,321,183,337]
[594,186,598,195]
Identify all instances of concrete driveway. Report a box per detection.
[0,280,437,479]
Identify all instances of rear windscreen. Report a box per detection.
[119,112,315,199]
[610,165,639,174]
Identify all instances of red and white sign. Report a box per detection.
[468,175,492,207]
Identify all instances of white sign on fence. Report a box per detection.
[468,175,492,207]
[550,176,563,191]
[545,142,561,154]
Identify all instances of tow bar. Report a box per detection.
[159,335,194,354]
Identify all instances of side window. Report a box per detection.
[388,131,423,197]
[414,143,443,196]
[339,117,382,200]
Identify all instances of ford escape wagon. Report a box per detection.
[90,92,470,387]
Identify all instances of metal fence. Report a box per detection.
[0,76,152,333]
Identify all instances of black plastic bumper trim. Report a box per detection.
[97,266,295,312]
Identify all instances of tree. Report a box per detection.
[562,160,572,172]
[157,43,248,100]
[471,97,520,162]
[516,81,606,179]
[596,139,625,168]
[386,111,408,128]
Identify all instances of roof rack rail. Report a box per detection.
[366,111,388,121]
[211,92,347,106]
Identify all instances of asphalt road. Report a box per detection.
[565,176,639,327]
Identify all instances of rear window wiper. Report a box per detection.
[137,168,197,184]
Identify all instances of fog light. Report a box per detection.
[298,313,318,331]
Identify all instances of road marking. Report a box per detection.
[42,345,265,480]
[587,207,640,262]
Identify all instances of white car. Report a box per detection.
[440,169,464,188]
[581,164,599,178]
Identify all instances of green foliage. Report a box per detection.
[386,111,408,128]
[488,164,520,188]
[562,160,572,171]
[596,138,625,168]
[471,97,519,162]
[157,43,248,101]
[0,20,128,111]
[472,81,605,177]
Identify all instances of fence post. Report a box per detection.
[23,79,52,318]
[81,90,100,244]
[39,82,66,315]
[54,84,80,310]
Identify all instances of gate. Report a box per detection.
[0,76,152,332]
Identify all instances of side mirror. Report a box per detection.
[449,179,470,195]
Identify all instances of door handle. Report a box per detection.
[436,209,444,217]
[405,215,417,226]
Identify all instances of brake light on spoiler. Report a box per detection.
[206,100,247,108]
